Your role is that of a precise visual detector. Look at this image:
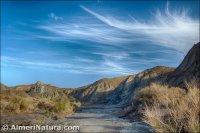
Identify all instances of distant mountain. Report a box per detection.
[167,42,200,88]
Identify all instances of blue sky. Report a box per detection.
[1,0,199,88]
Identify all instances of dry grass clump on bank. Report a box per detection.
[134,82,200,133]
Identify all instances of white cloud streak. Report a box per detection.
[92,52,130,60]
[79,5,199,52]
[37,23,135,45]
[1,50,177,75]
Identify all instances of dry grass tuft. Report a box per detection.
[134,82,200,133]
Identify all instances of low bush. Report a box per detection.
[54,96,73,114]
[37,96,79,115]
[4,96,30,113]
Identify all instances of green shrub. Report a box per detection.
[37,96,76,115]
[54,97,67,111]
[54,96,73,114]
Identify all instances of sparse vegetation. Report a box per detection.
[134,82,200,133]
[0,89,81,115]
[36,96,81,115]
[2,95,31,113]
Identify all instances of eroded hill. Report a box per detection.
[166,42,200,88]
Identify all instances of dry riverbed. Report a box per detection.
[1,105,153,133]
[55,105,153,132]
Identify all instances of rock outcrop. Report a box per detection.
[27,81,61,98]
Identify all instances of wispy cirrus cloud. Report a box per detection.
[80,4,199,52]
[92,52,130,60]
[1,56,134,75]
[37,23,134,45]
[1,47,178,75]
[36,4,199,53]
